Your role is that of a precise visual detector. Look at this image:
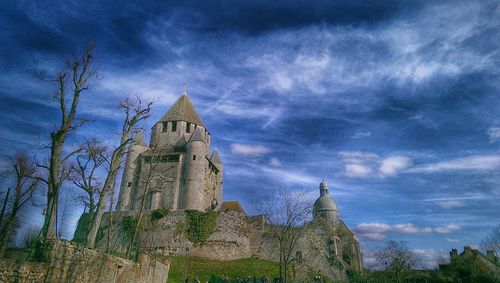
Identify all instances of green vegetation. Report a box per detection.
[151,208,170,225]
[122,216,137,234]
[185,210,219,244]
[168,256,279,283]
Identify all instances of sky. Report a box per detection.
[1,0,499,269]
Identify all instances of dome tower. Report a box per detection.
[313,180,340,226]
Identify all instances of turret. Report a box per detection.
[117,132,148,211]
[182,126,209,210]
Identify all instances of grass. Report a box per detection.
[168,256,279,282]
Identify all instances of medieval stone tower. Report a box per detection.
[116,92,223,212]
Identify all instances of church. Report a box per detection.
[87,92,363,279]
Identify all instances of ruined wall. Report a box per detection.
[246,216,347,281]
[76,211,354,281]
[92,211,252,261]
[0,239,169,283]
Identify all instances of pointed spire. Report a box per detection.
[188,126,205,143]
[133,132,146,146]
[159,93,205,127]
[210,149,222,164]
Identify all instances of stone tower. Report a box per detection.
[116,92,223,212]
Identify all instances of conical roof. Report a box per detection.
[159,93,205,127]
[189,126,205,143]
[210,149,222,164]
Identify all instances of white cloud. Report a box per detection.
[409,155,500,173]
[487,126,500,143]
[339,151,412,178]
[393,223,432,234]
[226,161,318,185]
[379,156,413,177]
[351,132,371,139]
[345,163,374,178]
[354,223,392,234]
[354,222,460,242]
[434,224,461,234]
[269,158,282,167]
[437,200,465,209]
[412,248,448,269]
[354,223,391,242]
[338,151,380,161]
[446,238,460,243]
[230,144,271,157]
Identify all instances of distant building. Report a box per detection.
[440,246,500,279]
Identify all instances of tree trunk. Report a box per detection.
[0,213,16,258]
[42,133,64,239]
[86,149,124,248]
[0,180,22,257]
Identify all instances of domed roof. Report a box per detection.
[313,195,338,213]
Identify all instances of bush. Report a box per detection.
[151,208,169,224]
[185,210,219,244]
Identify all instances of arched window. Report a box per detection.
[193,155,196,160]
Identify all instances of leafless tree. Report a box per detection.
[255,187,312,283]
[73,139,108,215]
[86,96,153,248]
[480,224,499,257]
[39,43,98,240]
[374,240,418,283]
[0,153,40,257]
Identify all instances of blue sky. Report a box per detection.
[1,0,499,268]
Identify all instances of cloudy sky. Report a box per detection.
[1,0,499,268]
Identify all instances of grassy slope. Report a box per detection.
[168,256,280,282]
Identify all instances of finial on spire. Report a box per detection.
[182,81,187,95]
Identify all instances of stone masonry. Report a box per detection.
[0,239,169,283]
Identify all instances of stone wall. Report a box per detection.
[83,210,350,281]
[0,239,169,283]
[139,210,251,261]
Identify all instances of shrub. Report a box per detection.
[185,210,219,244]
[151,208,169,225]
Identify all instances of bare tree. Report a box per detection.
[255,187,312,283]
[40,44,98,240]
[73,139,108,215]
[374,240,418,283]
[86,96,153,248]
[480,224,499,257]
[0,153,40,257]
